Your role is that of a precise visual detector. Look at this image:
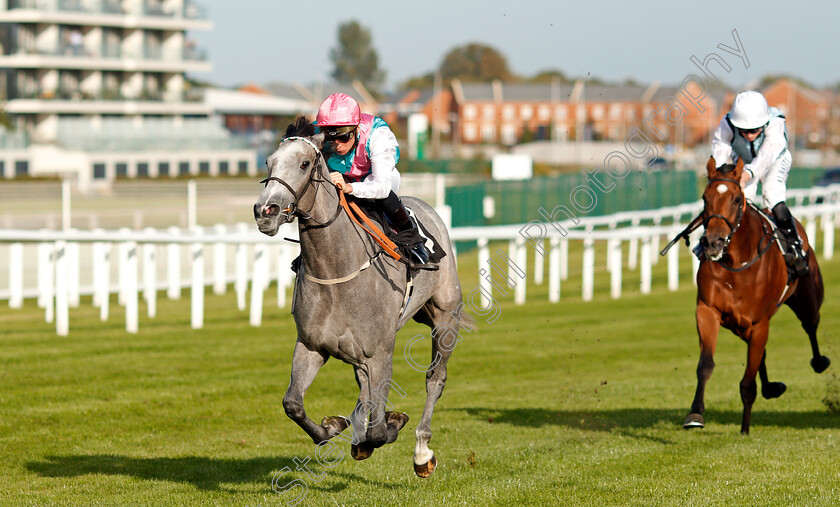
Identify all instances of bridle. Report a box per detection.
[259,136,341,228]
[702,177,746,252]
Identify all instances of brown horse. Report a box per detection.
[684,157,830,435]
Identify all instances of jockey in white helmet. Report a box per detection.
[710,90,807,276]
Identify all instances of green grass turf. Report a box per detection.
[2,237,840,506]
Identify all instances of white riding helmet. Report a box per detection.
[729,91,770,130]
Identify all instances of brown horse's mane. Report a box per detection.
[715,163,737,174]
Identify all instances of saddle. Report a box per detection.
[349,197,447,267]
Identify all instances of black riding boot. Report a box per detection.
[379,192,432,266]
[772,201,809,277]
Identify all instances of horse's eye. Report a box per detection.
[734,196,742,204]
[300,160,310,170]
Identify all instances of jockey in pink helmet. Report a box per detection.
[316,92,433,266]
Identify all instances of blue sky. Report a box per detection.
[190,0,839,91]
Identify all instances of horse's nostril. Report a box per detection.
[265,204,280,217]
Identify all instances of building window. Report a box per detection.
[219,161,229,175]
[179,161,190,176]
[538,105,550,121]
[521,105,533,120]
[482,105,495,119]
[199,162,210,175]
[93,163,106,179]
[481,124,495,143]
[592,105,605,120]
[501,125,516,145]
[238,161,248,174]
[15,161,28,176]
[116,163,128,177]
[158,162,170,177]
[137,163,149,177]
[464,105,477,120]
[464,124,477,142]
[555,106,568,120]
[502,105,515,120]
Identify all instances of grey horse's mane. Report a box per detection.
[284,115,316,139]
[281,115,334,157]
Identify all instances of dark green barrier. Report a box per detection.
[446,170,698,228]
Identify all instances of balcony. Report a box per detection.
[4,86,212,116]
[8,0,124,14]
[0,43,211,71]
[6,0,210,22]
[8,86,205,104]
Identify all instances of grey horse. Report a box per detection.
[253,117,468,477]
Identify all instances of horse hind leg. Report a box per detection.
[786,266,830,373]
[411,306,467,478]
[283,338,338,444]
[759,350,787,399]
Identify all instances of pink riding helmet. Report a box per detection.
[316,93,361,127]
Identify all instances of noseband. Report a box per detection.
[260,136,327,222]
[702,177,746,251]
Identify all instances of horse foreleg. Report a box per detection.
[685,303,720,429]
[347,356,409,460]
[740,320,769,435]
[282,337,337,444]
[758,350,787,399]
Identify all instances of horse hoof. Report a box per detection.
[811,356,831,374]
[683,413,705,429]
[761,382,787,399]
[321,416,351,437]
[414,454,437,478]
[351,441,375,461]
[386,411,410,432]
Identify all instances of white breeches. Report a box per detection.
[743,149,792,209]
[391,168,401,194]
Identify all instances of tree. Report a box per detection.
[398,72,435,91]
[329,20,385,94]
[439,43,512,83]
[528,69,571,84]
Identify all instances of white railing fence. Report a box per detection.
[2,190,839,336]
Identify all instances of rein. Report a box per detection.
[338,192,406,264]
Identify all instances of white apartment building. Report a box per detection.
[0,0,256,186]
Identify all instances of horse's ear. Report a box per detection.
[733,157,744,179]
[706,156,717,177]
[311,132,325,150]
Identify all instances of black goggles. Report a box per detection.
[323,128,356,143]
[741,126,764,135]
